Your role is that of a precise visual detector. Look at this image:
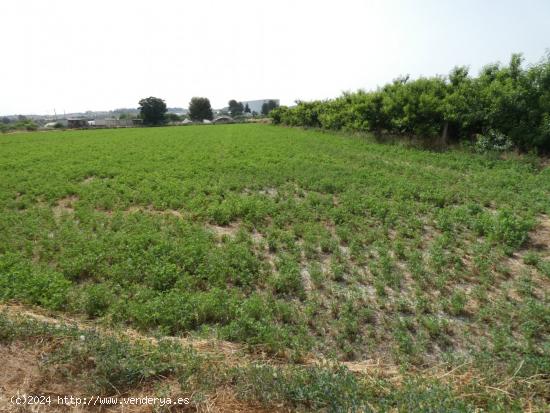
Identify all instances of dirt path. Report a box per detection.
[0,303,280,412]
[0,342,273,413]
[0,303,397,375]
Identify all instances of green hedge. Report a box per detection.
[271,53,550,152]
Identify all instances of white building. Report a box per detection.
[89,119,142,127]
[240,99,280,114]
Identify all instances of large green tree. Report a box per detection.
[228,99,244,117]
[138,97,167,125]
[189,97,213,121]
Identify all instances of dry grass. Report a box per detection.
[52,195,78,219]
[1,304,548,412]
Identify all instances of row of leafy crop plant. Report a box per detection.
[270,53,550,152]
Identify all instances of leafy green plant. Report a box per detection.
[475,129,513,153]
[81,283,114,317]
[269,257,304,298]
[447,291,468,316]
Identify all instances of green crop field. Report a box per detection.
[1,124,549,411]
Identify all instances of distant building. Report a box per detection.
[213,116,234,124]
[45,120,68,128]
[240,99,280,115]
[67,118,88,128]
[88,119,142,128]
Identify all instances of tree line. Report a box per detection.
[138,97,279,125]
[1,98,279,132]
[270,53,550,152]
[137,96,214,125]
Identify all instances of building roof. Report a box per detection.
[213,115,234,122]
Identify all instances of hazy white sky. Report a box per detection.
[1,0,549,115]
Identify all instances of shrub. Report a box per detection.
[492,210,533,252]
[81,283,114,318]
[269,257,304,298]
[475,130,513,153]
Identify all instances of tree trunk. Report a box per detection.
[440,122,449,147]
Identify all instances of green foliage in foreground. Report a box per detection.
[271,53,550,152]
[1,313,542,412]
[0,124,549,409]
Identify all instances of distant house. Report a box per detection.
[89,118,142,128]
[45,122,60,128]
[213,116,234,124]
[67,118,88,128]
